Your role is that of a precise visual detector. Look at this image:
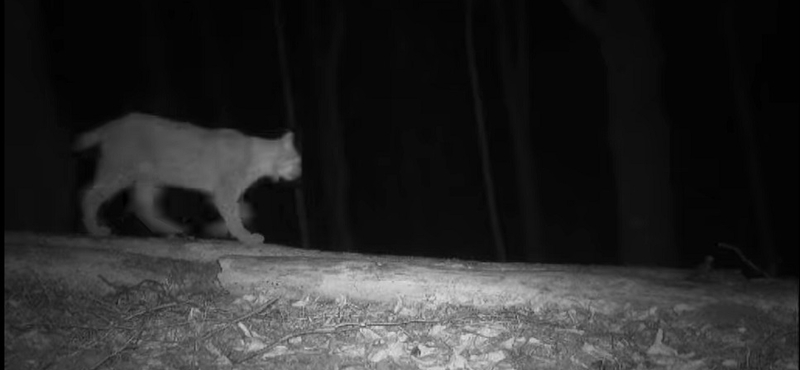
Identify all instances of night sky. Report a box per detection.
[4,0,798,275]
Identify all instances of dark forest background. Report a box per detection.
[5,0,798,276]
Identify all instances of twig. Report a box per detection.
[88,328,143,370]
[125,302,178,321]
[717,242,773,278]
[198,297,279,342]
[234,318,439,364]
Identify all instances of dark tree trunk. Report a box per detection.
[310,1,354,252]
[466,0,507,261]
[4,0,73,233]
[139,1,173,115]
[560,0,677,265]
[722,4,777,275]
[197,0,233,126]
[495,0,545,261]
[273,0,311,249]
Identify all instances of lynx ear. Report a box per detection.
[282,131,295,148]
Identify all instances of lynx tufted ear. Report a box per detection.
[282,131,295,148]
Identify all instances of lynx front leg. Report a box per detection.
[203,201,254,239]
[214,193,263,244]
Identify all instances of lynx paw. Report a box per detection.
[235,232,264,245]
[87,225,111,237]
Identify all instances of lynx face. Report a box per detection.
[75,112,301,244]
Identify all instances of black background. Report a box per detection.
[4,0,798,275]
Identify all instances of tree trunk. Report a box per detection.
[310,2,354,252]
[722,4,777,275]
[4,0,73,233]
[560,0,676,265]
[495,0,545,261]
[273,0,311,249]
[197,0,232,126]
[466,0,507,261]
[139,1,173,115]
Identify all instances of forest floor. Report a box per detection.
[5,271,798,370]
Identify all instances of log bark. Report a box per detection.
[5,232,796,326]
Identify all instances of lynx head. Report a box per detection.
[275,132,301,181]
[251,131,301,182]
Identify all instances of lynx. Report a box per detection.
[74,112,301,244]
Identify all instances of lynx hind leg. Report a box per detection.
[213,194,263,244]
[131,182,185,236]
[80,175,133,236]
